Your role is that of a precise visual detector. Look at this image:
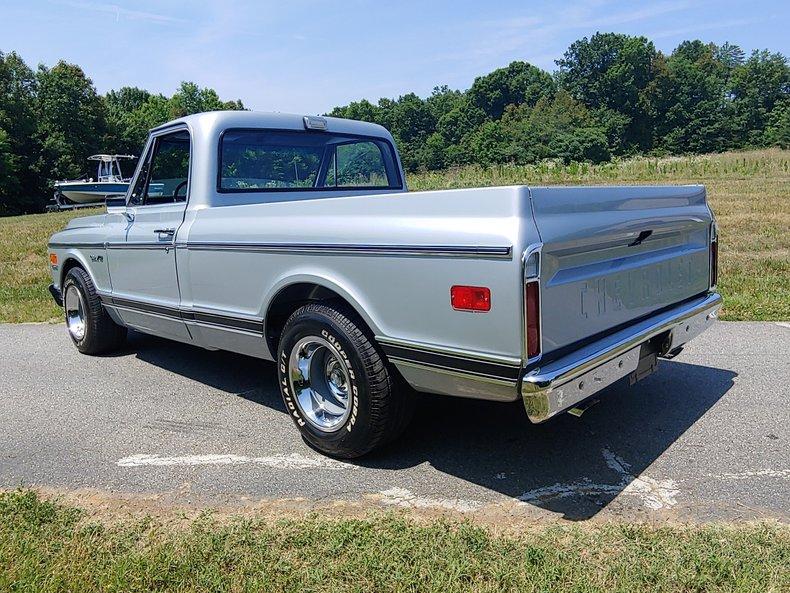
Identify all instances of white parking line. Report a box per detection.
[519,448,681,511]
[716,469,790,480]
[117,451,786,514]
[117,453,355,470]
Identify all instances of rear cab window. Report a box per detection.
[218,129,402,192]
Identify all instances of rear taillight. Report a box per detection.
[710,222,718,288]
[525,280,541,358]
[524,247,542,359]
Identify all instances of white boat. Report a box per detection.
[53,154,136,207]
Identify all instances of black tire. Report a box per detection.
[62,267,127,355]
[277,302,414,458]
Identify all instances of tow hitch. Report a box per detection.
[567,398,600,417]
[629,340,660,385]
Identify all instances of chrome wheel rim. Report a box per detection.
[288,336,352,432]
[64,284,86,341]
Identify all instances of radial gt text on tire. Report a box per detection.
[277,302,414,458]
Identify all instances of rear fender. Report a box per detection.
[261,271,383,356]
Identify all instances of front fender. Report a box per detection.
[56,248,93,287]
[48,245,110,294]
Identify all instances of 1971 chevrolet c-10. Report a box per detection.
[47,111,721,458]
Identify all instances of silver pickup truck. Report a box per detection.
[47,111,721,458]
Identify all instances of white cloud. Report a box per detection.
[56,1,186,24]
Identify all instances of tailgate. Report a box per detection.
[529,185,712,355]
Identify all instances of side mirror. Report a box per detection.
[106,195,134,221]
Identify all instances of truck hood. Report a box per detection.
[48,213,109,247]
[64,213,108,230]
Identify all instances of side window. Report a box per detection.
[130,130,190,206]
[333,141,388,187]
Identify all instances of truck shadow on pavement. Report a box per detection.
[127,331,737,521]
[378,361,737,520]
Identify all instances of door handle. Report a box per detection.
[154,228,175,236]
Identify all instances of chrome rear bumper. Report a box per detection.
[521,292,722,423]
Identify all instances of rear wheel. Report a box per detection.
[62,267,127,354]
[277,303,414,458]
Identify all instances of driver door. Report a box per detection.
[107,127,191,342]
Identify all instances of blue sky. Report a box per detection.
[1,0,788,114]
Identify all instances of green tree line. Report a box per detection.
[330,33,789,172]
[0,55,243,215]
[1,32,788,215]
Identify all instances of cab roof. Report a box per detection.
[150,110,394,141]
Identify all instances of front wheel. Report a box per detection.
[277,303,413,458]
[62,267,127,354]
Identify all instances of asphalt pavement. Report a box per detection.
[1,321,788,522]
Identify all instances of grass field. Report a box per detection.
[0,148,787,323]
[1,490,788,593]
[0,208,92,323]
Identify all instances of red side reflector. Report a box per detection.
[451,285,491,312]
[710,240,718,288]
[526,281,541,358]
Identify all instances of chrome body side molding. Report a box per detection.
[48,242,106,249]
[99,294,264,336]
[49,241,513,259]
[177,242,513,259]
[106,242,174,250]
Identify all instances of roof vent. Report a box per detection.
[303,116,327,131]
